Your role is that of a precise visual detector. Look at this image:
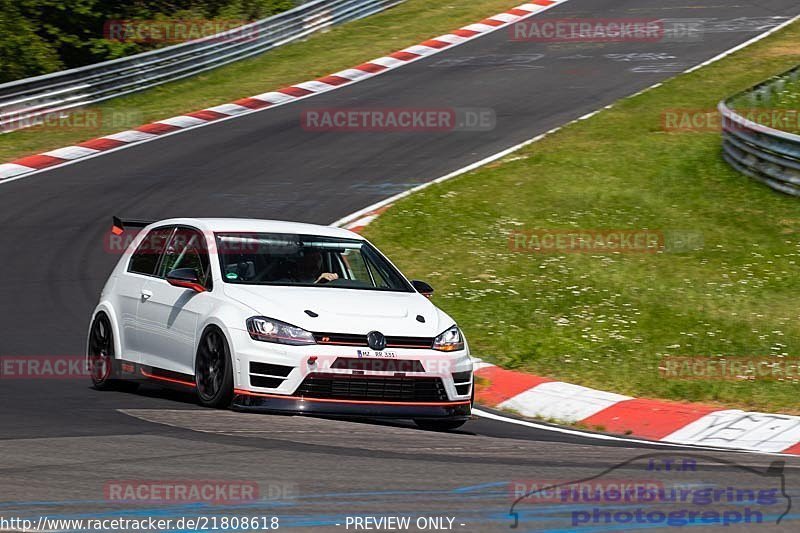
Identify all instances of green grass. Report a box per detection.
[0,0,520,162]
[362,23,800,414]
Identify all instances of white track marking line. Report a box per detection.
[331,132,552,227]
[684,14,800,74]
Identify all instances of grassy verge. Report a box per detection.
[363,22,800,413]
[0,0,520,163]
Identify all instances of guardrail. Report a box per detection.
[719,66,800,196]
[0,0,404,133]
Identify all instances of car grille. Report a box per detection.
[330,357,424,373]
[296,373,448,402]
[313,333,434,349]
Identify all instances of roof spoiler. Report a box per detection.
[112,216,155,235]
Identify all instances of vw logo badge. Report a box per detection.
[366,331,387,351]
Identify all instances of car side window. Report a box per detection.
[341,248,370,282]
[363,246,407,290]
[128,227,174,276]
[159,228,212,289]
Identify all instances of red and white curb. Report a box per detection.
[0,0,569,184]
[342,206,393,233]
[471,361,800,455]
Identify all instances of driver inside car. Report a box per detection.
[295,249,339,284]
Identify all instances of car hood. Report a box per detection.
[223,284,453,337]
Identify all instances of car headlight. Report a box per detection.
[246,317,316,346]
[433,325,464,352]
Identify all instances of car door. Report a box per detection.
[137,227,214,375]
[116,226,174,363]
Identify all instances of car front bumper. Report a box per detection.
[229,328,473,419]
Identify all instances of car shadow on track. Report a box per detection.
[114,384,479,434]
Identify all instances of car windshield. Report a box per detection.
[214,233,413,291]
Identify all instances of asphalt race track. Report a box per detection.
[1,0,800,531]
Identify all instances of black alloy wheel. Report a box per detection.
[195,327,234,408]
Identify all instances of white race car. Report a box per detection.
[88,218,473,430]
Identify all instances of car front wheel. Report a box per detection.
[195,327,234,408]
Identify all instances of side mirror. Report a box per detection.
[166,268,206,293]
[411,280,434,298]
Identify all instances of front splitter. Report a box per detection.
[232,391,471,420]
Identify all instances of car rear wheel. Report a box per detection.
[195,327,234,408]
[88,313,138,392]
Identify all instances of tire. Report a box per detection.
[87,313,139,392]
[195,327,234,408]
[414,419,467,432]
